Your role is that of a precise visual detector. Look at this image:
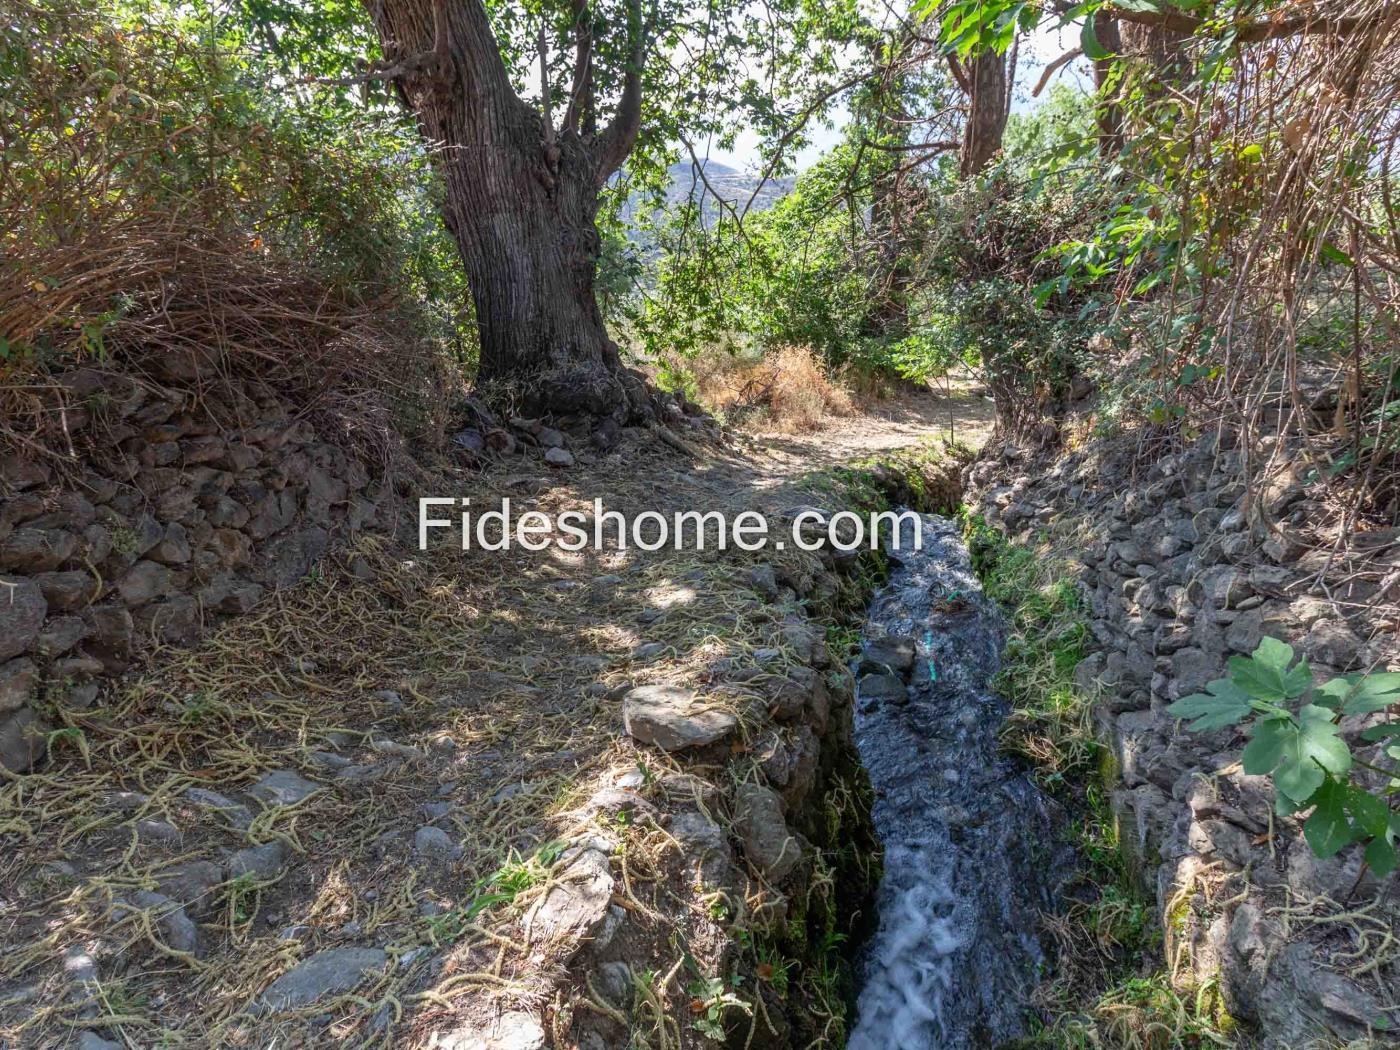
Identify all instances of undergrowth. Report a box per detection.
[960,513,1238,1049]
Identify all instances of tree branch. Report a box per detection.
[563,0,594,134]
[593,0,646,183]
[1032,46,1082,96]
[946,53,971,94]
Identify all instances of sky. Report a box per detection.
[705,17,1093,172]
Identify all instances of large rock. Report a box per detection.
[251,947,387,1012]
[228,841,288,880]
[155,860,225,919]
[525,842,614,947]
[733,783,802,883]
[0,528,77,573]
[115,560,173,606]
[622,685,736,751]
[118,891,200,955]
[0,577,46,661]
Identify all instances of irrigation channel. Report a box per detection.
[847,514,1064,1048]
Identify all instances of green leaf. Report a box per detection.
[1360,721,1400,742]
[1345,786,1391,838]
[1330,672,1400,717]
[1241,716,1293,777]
[1246,706,1352,807]
[1319,242,1354,267]
[1364,835,1398,877]
[1227,639,1296,702]
[1080,18,1113,60]
[1237,143,1263,161]
[1304,779,1353,858]
[1168,679,1252,731]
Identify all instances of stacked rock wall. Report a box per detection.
[968,430,1400,1045]
[1,365,394,771]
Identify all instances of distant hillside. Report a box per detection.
[620,159,794,233]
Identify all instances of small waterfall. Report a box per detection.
[848,514,1061,1048]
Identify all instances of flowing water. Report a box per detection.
[847,514,1062,1049]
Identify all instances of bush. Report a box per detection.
[0,0,468,447]
[666,345,854,432]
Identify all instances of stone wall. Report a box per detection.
[968,430,1400,1046]
[0,365,394,772]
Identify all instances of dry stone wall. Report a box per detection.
[968,429,1400,1045]
[0,365,394,772]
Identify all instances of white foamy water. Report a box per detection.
[847,845,964,1049]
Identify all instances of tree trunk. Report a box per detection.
[1091,14,1125,154]
[960,52,1009,176]
[367,0,653,424]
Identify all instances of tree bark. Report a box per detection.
[960,51,1008,176]
[1091,13,1125,154]
[366,0,653,424]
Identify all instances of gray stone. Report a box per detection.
[430,1010,547,1050]
[120,891,199,954]
[184,787,253,830]
[33,570,95,612]
[0,527,77,573]
[84,603,133,661]
[228,841,288,881]
[136,819,181,844]
[156,860,225,919]
[733,783,801,883]
[413,825,463,859]
[149,522,191,565]
[622,685,736,751]
[748,564,780,601]
[116,560,173,606]
[1170,647,1219,697]
[252,947,387,1012]
[670,809,732,886]
[247,769,321,807]
[543,447,574,467]
[34,615,88,659]
[0,658,37,714]
[536,427,567,449]
[1302,619,1363,669]
[862,634,916,673]
[77,1034,123,1050]
[0,577,46,661]
[858,672,907,705]
[0,706,47,771]
[525,843,613,946]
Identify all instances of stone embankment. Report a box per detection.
[968,430,1400,1045]
[1,363,395,773]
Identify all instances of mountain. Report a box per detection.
[620,159,794,233]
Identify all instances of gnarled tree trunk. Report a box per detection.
[366,0,653,424]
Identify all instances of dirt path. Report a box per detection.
[1,385,992,1050]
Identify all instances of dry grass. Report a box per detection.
[687,346,855,433]
[0,0,456,463]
